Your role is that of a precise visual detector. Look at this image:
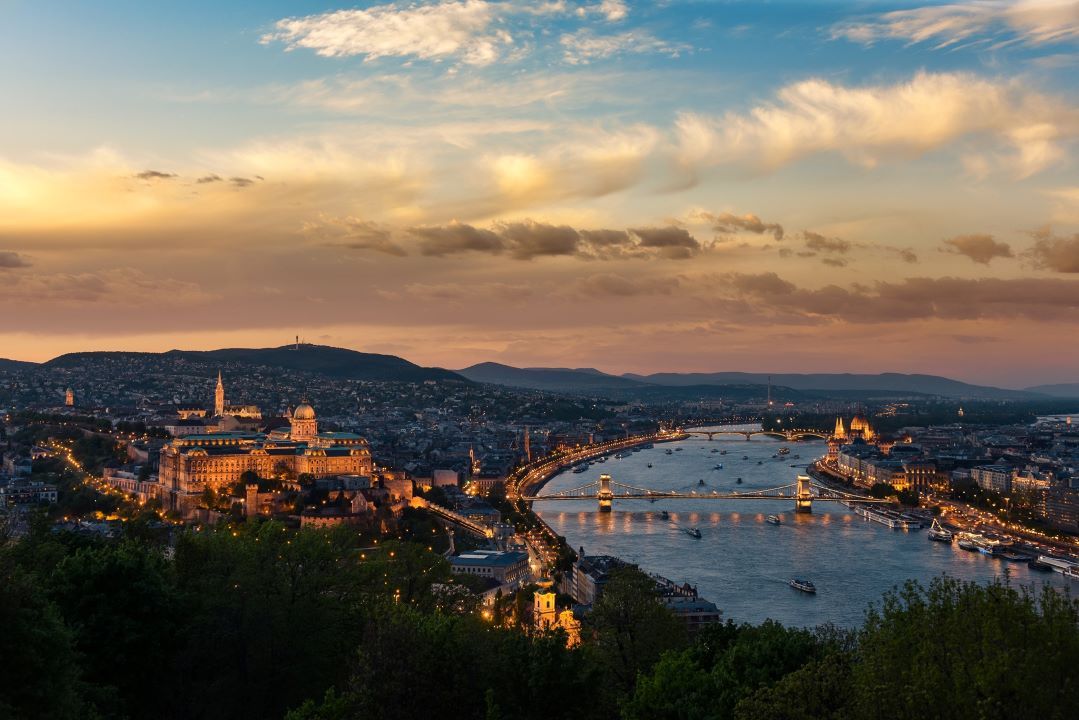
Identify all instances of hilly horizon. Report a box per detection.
[40,344,466,384]
[0,345,1068,399]
[459,363,1046,400]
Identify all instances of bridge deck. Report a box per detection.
[524,494,887,502]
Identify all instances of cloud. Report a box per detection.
[889,247,920,264]
[576,272,681,297]
[832,1,1079,49]
[803,231,851,254]
[821,258,848,268]
[560,29,690,64]
[594,1,628,22]
[629,226,701,259]
[410,221,505,256]
[0,251,31,269]
[1027,229,1079,272]
[135,170,177,180]
[304,216,407,256]
[262,1,513,66]
[724,273,1079,323]
[325,218,703,260]
[196,174,223,184]
[694,211,784,240]
[229,176,257,188]
[496,220,581,259]
[943,234,1014,264]
[0,268,213,306]
[674,71,1077,178]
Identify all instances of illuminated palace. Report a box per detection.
[159,400,373,515]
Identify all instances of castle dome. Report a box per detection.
[293,403,316,420]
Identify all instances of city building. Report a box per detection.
[449,550,530,586]
[972,465,1012,495]
[157,402,372,515]
[662,597,723,633]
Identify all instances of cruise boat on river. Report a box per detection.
[766,514,782,526]
[684,527,702,539]
[777,447,791,456]
[927,519,953,543]
[789,579,816,594]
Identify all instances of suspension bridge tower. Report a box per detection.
[795,474,812,513]
[598,473,613,513]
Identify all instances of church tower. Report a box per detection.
[214,371,225,417]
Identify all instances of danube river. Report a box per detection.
[535,429,1070,627]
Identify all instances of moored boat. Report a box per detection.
[927,519,953,543]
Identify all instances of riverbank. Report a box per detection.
[505,430,686,574]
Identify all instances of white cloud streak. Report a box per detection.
[675,71,1077,178]
[832,0,1079,49]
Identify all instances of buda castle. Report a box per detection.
[159,374,373,515]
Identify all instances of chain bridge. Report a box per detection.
[521,473,888,513]
[681,428,829,441]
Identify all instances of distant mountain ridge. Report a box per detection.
[45,345,466,384]
[459,364,1040,399]
[625,371,1036,400]
[457,362,647,391]
[1025,383,1079,399]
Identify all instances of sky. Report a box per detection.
[0,0,1077,387]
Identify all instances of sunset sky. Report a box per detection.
[1,0,1077,386]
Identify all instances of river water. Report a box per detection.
[535,429,1070,627]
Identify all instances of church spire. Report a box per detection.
[214,370,225,416]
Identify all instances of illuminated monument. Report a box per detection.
[159,398,372,516]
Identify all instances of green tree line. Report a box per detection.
[3,518,1077,720]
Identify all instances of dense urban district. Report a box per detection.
[3,344,1079,719]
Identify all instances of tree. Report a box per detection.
[585,567,687,695]
[47,540,178,718]
[0,560,83,719]
[851,577,1079,720]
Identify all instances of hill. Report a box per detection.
[624,371,1036,400]
[0,358,38,371]
[46,344,466,384]
[1025,383,1079,398]
[457,362,647,392]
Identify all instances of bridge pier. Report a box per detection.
[795,474,812,513]
[598,473,613,513]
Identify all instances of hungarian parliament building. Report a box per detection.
[158,374,373,514]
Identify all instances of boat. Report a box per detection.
[777,447,791,456]
[647,463,653,468]
[665,449,673,455]
[736,478,743,484]
[698,479,706,486]
[572,466,588,474]
[660,510,669,520]
[711,449,719,454]
[766,514,782,525]
[757,460,763,465]
[1065,566,1079,581]
[720,450,727,455]
[789,579,816,594]
[957,533,980,552]
[713,464,723,470]
[927,519,953,543]
[684,527,702,539]
[675,448,683,452]
[742,455,749,460]
[1028,557,1054,572]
